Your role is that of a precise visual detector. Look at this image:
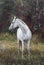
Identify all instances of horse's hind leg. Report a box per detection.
[27,40,30,56]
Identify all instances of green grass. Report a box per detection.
[0,33,44,65]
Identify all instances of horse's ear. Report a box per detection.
[15,16,18,21]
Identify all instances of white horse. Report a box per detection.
[9,16,32,59]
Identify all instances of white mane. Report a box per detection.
[14,16,31,34]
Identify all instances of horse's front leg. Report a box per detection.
[27,40,30,55]
[17,40,20,56]
[22,41,24,59]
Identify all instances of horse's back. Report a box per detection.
[17,28,32,41]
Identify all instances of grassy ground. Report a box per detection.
[0,33,44,65]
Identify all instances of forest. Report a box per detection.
[0,0,44,34]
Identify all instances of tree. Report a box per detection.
[0,0,15,32]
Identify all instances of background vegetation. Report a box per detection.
[0,0,44,33]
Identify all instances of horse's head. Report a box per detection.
[9,16,18,31]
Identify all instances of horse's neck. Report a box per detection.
[17,18,30,33]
